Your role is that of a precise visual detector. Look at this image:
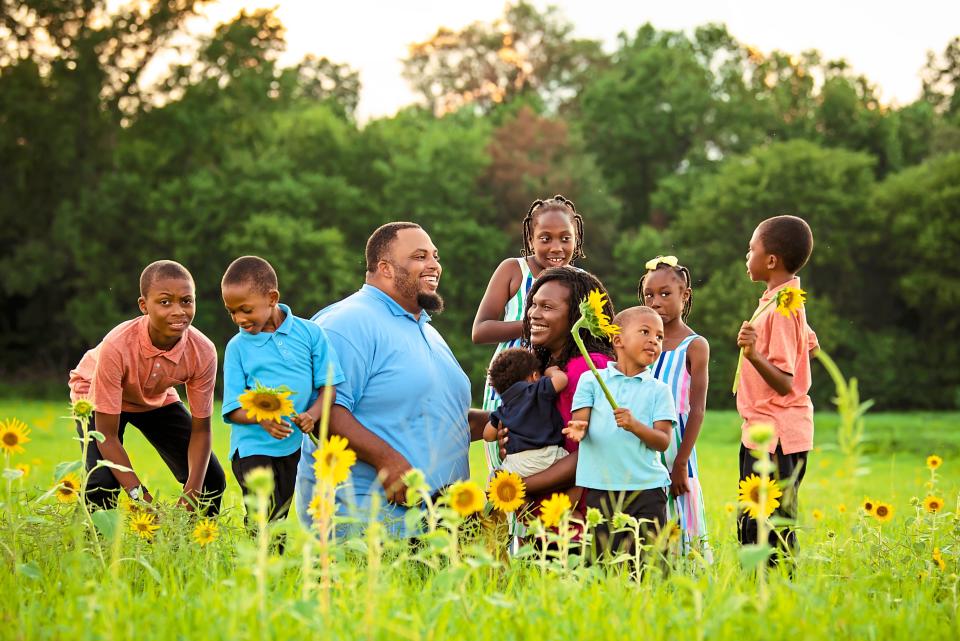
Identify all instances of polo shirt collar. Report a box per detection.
[137,315,187,364]
[760,277,802,304]
[236,303,294,347]
[605,361,654,381]
[360,284,431,325]
[499,380,529,405]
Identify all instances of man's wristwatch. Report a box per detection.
[128,485,147,501]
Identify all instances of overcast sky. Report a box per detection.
[162,0,959,120]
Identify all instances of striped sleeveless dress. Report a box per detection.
[653,333,712,561]
[482,257,535,471]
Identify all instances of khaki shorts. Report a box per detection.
[500,445,569,478]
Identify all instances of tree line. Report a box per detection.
[2,1,959,409]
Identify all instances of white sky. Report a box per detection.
[169,0,958,120]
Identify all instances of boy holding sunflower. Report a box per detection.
[221,256,344,525]
[736,215,819,558]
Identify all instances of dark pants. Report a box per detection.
[231,449,301,523]
[78,402,225,514]
[737,444,808,560]
[584,487,667,561]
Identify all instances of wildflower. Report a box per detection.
[0,418,31,455]
[724,502,736,514]
[926,455,943,471]
[933,548,946,571]
[192,519,218,546]
[487,470,526,513]
[873,502,894,523]
[447,480,485,518]
[838,503,847,514]
[861,498,876,515]
[14,462,30,478]
[129,512,159,540]
[923,495,945,514]
[540,492,572,528]
[70,398,95,420]
[811,509,823,522]
[746,422,775,447]
[571,290,620,408]
[313,435,356,486]
[586,506,605,528]
[737,474,782,519]
[55,473,81,503]
[611,511,637,530]
[308,492,336,523]
[238,383,295,423]
[244,466,275,495]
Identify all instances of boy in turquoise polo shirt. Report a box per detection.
[564,306,677,559]
[221,256,344,527]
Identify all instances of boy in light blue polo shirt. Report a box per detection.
[563,306,677,559]
[221,256,344,527]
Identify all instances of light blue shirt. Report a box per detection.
[223,304,345,459]
[296,285,472,535]
[572,362,677,491]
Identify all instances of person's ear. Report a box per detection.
[612,333,623,349]
[138,296,148,315]
[268,289,280,306]
[767,253,778,270]
[378,259,394,279]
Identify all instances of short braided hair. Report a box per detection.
[521,266,614,370]
[521,194,585,260]
[637,259,694,322]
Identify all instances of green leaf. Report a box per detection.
[91,509,121,539]
[17,561,41,580]
[739,543,774,570]
[93,460,133,474]
[88,430,105,443]
[53,460,82,480]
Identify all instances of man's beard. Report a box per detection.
[393,264,444,314]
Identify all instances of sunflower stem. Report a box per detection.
[571,318,618,409]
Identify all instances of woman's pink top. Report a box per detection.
[558,352,613,452]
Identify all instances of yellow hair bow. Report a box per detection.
[645,255,678,271]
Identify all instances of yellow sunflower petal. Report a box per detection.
[487,471,526,513]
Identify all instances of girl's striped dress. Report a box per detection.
[482,257,535,471]
[653,333,712,561]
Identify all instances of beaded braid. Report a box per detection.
[521,266,615,371]
[521,194,586,261]
[637,262,694,322]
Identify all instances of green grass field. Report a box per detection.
[2,401,959,639]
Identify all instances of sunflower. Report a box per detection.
[811,509,824,522]
[724,502,736,514]
[237,383,295,424]
[838,503,847,514]
[487,471,526,513]
[926,455,943,471]
[0,418,31,455]
[446,480,485,518]
[312,435,357,486]
[774,286,806,317]
[129,512,159,540]
[585,506,605,527]
[55,473,81,503]
[70,398,95,420]
[308,492,336,523]
[872,502,894,523]
[933,548,946,571]
[737,474,782,519]
[861,498,876,515]
[581,290,620,338]
[746,422,775,447]
[192,519,218,546]
[14,463,30,478]
[539,492,572,528]
[923,495,945,514]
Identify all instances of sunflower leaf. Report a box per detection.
[53,460,82,480]
[738,543,774,570]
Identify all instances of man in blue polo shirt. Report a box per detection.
[295,222,488,535]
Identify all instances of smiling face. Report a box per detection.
[528,208,576,271]
[222,282,280,334]
[640,268,689,326]
[526,280,572,354]
[613,310,664,369]
[383,227,443,314]
[138,276,196,349]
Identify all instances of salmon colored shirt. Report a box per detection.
[737,277,819,455]
[68,316,217,418]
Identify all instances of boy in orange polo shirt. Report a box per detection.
[736,215,818,561]
[68,260,225,513]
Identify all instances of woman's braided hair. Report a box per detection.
[522,266,615,370]
[521,194,586,261]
